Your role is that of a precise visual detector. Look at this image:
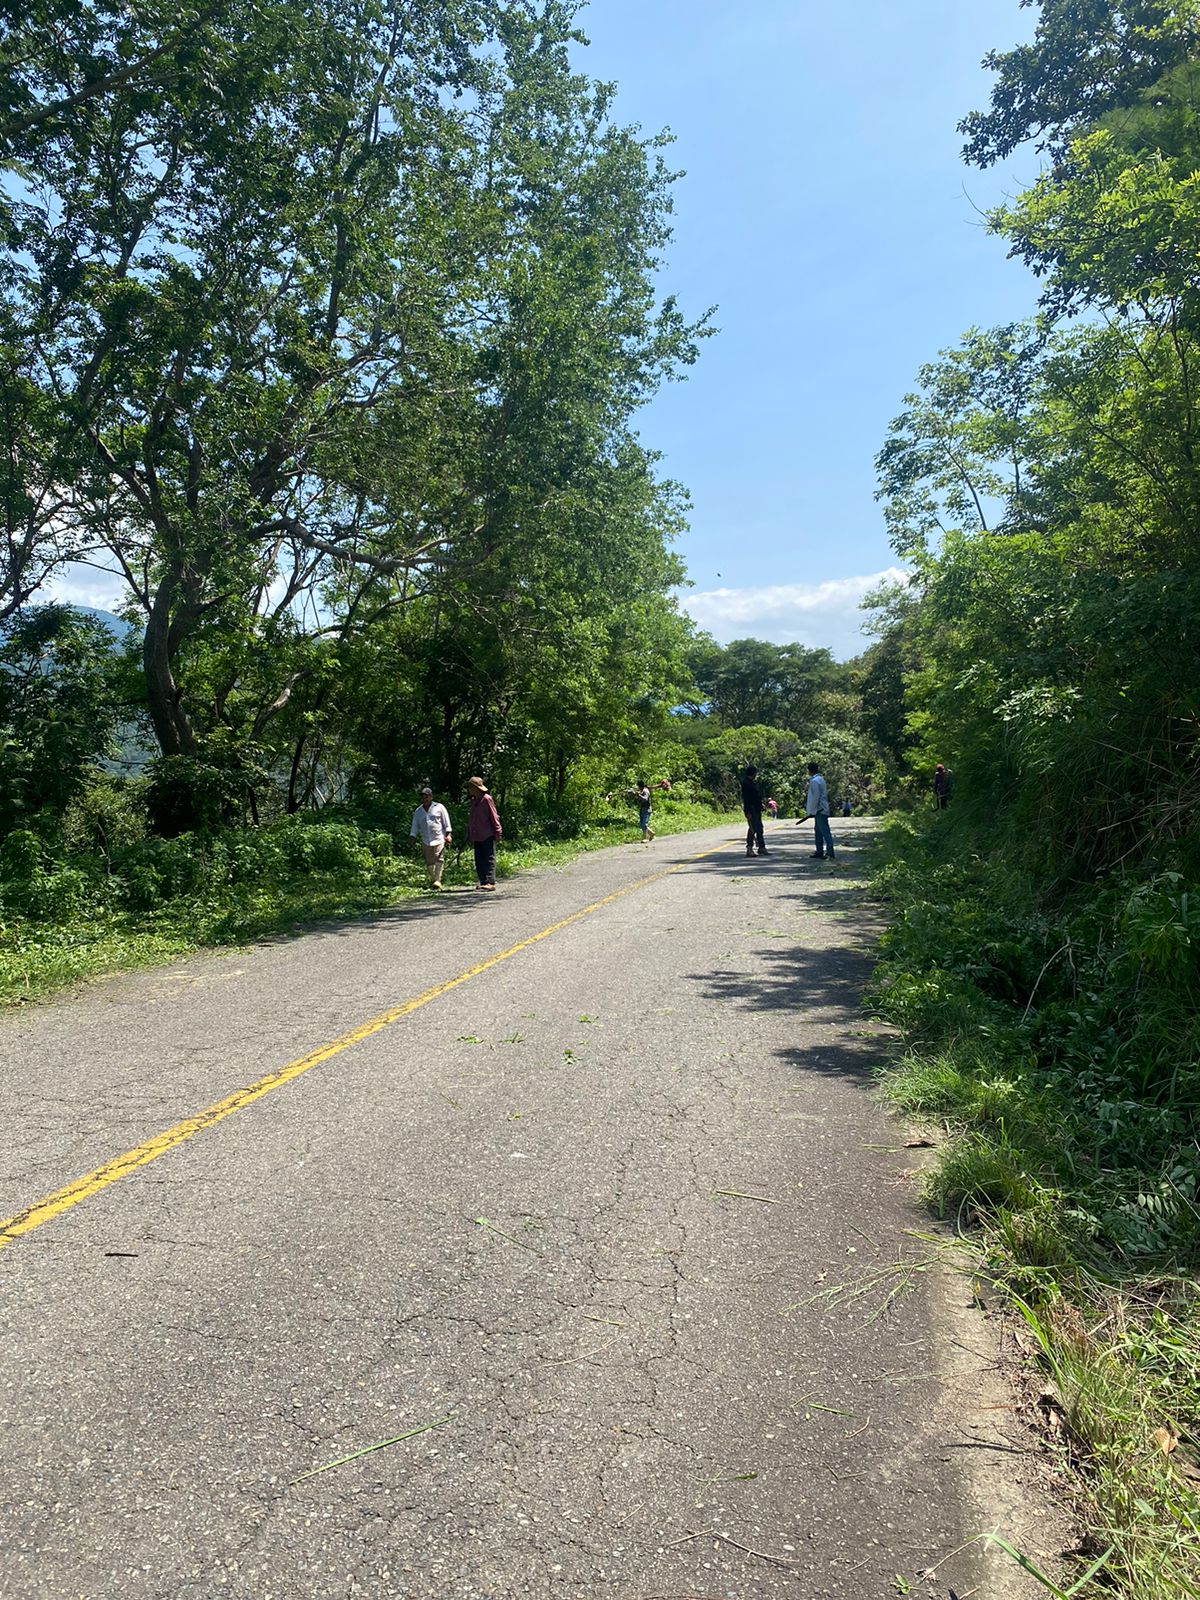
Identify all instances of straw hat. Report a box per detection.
[467,775,487,792]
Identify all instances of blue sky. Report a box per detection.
[571,0,1043,656]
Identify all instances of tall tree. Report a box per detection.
[964,1,1200,326]
[3,0,709,802]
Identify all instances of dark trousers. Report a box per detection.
[745,811,765,853]
[813,813,835,857]
[473,836,497,885]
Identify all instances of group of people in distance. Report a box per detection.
[409,760,953,895]
[740,761,839,861]
[408,777,503,892]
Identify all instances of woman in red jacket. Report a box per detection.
[467,775,503,891]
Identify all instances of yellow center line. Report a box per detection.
[0,834,742,1251]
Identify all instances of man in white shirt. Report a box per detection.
[804,762,835,860]
[410,786,453,889]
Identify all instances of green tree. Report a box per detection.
[696,724,800,808]
[0,607,121,829]
[3,0,710,815]
[963,2,1200,326]
[690,637,852,735]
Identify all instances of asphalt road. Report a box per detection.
[0,819,1038,1599]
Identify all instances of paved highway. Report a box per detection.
[0,820,1035,1598]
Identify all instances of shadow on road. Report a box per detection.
[682,823,888,1086]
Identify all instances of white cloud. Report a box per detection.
[40,562,131,615]
[35,561,909,661]
[679,567,910,659]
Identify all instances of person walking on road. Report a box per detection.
[766,796,779,821]
[741,765,768,857]
[933,763,951,810]
[636,779,655,844]
[467,775,503,890]
[804,761,835,860]
[410,785,453,889]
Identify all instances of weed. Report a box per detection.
[870,815,1200,1597]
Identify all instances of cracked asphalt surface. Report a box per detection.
[0,820,1030,1599]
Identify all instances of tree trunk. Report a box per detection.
[143,571,199,758]
[287,732,308,813]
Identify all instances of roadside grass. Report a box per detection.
[0,799,739,1006]
[868,814,1200,1600]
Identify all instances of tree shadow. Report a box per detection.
[683,825,888,1086]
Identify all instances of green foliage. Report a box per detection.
[144,747,267,835]
[0,827,44,880]
[1,0,711,800]
[958,0,1199,170]
[685,635,857,735]
[873,819,1200,1219]
[876,30,1200,1547]
[0,4,893,872]
[60,774,148,858]
[695,724,801,807]
[871,813,1200,1596]
[804,727,885,813]
[0,607,121,829]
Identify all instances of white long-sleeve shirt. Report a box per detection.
[410,802,452,845]
[804,774,829,817]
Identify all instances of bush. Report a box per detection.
[61,774,148,857]
[274,820,377,874]
[145,750,264,835]
[5,865,108,921]
[871,815,1200,1265]
[110,836,212,910]
[0,828,44,881]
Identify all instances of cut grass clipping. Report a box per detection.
[291,1415,453,1486]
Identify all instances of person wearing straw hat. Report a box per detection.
[466,775,503,890]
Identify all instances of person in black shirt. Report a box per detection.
[741,765,768,857]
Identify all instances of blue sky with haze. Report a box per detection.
[570,0,1042,657]
[52,1,1043,659]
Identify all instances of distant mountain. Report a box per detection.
[73,605,135,643]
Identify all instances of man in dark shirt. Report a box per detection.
[741,765,768,857]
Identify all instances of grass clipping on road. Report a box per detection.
[868,815,1200,1600]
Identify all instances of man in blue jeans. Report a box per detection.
[804,761,835,860]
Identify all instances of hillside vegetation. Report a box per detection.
[870,5,1200,1594]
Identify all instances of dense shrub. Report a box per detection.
[871,819,1200,1263]
[61,775,148,857]
[144,750,266,835]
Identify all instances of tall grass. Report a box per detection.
[870,813,1200,1598]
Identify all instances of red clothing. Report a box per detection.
[468,790,502,843]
